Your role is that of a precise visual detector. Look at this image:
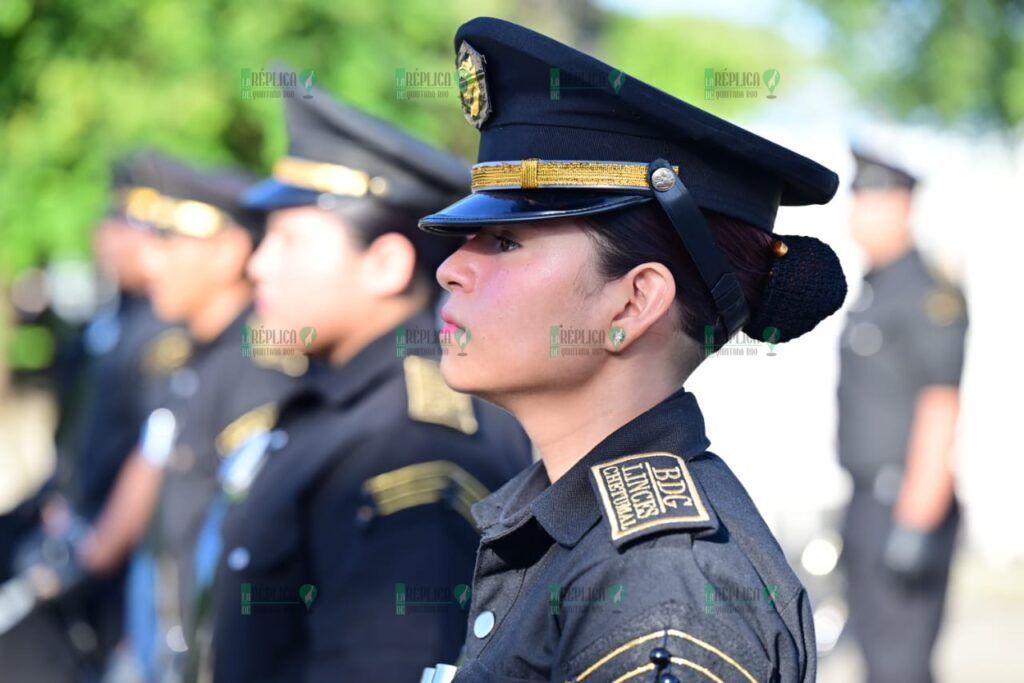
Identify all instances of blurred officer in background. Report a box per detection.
[838,150,968,683]
[74,152,302,680]
[189,83,533,683]
[0,156,175,682]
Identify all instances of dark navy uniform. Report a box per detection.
[451,387,813,682]
[416,17,846,683]
[838,154,967,683]
[205,312,532,682]
[76,292,171,519]
[152,308,299,627]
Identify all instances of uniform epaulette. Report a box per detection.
[215,401,279,457]
[403,355,479,435]
[590,451,717,548]
[141,328,192,376]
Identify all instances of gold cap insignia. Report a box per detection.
[457,41,491,129]
[591,452,715,547]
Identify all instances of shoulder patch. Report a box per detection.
[925,287,965,327]
[590,452,716,547]
[141,328,192,376]
[215,401,279,457]
[403,355,479,435]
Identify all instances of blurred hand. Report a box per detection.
[882,522,941,584]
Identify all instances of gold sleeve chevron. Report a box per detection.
[215,402,279,457]
[361,460,490,529]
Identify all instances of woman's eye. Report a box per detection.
[495,234,521,252]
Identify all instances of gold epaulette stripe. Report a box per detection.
[124,187,230,238]
[574,628,757,683]
[215,402,279,457]
[614,657,724,683]
[272,156,389,198]
[471,160,679,192]
[403,356,479,435]
[362,460,490,528]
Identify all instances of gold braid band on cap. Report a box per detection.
[272,156,389,198]
[124,187,229,238]
[470,160,680,192]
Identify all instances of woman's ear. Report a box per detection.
[360,232,418,298]
[605,261,677,353]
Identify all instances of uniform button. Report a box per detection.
[473,609,495,638]
[269,429,289,451]
[227,547,250,571]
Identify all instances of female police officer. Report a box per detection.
[417,18,847,683]
[190,83,533,682]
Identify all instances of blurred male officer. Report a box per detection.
[190,81,533,683]
[838,150,968,683]
[75,152,302,680]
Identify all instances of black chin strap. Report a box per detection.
[646,159,749,339]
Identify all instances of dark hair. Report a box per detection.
[580,201,773,351]
[580,200,846,352]
[331,200,462,307]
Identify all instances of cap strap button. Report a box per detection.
[650,167,676,192]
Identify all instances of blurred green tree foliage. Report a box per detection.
[802,0,1024,129]
[0,0,797,282]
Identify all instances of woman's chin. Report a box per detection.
[439,355,489,395]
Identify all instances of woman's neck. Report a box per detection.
[503,363,688,484]
[188,280,251,343]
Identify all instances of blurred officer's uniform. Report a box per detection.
[838,152,967,682]
[416,17,846,683]
[190,87,534,683]
[121,154,303,678]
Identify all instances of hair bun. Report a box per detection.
[742,234,847,344]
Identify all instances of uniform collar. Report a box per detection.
[303,309,437,409]
[865,246,921,285]
[473,386,712,548]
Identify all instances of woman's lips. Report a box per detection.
[440,307,463,328]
